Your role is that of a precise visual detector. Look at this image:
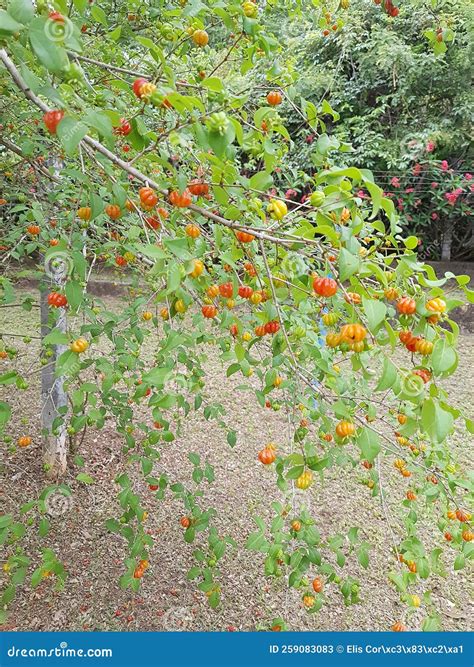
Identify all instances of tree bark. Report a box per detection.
[40,153,68,477]
[40,273,69,477]
[441,222,453,261]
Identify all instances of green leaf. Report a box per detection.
[201,77,223,92]
[364,180,383,217]
[0,401,12,429]
[1,585,16,606]
[375,357,397,392]
[431,339,458,376]
[105,519,121,533]
[167,264,181,292]
[188,452,200,466]
[454,553,465,570]
[42,330,69,345]
[246,531,268,551]
[76,473,95,484]
[418,556,430,579]
[421,399,453,444]
[208,591,220,609]
[249,171,273,191]
[362,297,386,332]
[39,518,49,537]
[356,428,381,462]
[338,248,360,281]
[57,117,89,155]
[65,280,83,310]
[109,26,121,41]
[90,4,107,24]
[422,615,441,632]
[357,547,369,569]
[8,0,34,24]
[404,235,419,250]
[0,10,24,34]
[227,430,237,447]
[164,238,191,260]
[28,18,69,73]
[84,110,113,138]
[187,566,201,580]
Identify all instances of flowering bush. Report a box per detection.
[376,151,473,261]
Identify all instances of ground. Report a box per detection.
[0,279,472,632]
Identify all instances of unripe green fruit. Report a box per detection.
[310,191,325,207]
[62,63,83,82]
[207,111,229,135]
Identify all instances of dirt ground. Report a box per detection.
[0,286,473,632]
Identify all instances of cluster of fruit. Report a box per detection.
[445,509,473,543]
[325,323,368,353]
[393,458,412,479]
[399,331,433,356]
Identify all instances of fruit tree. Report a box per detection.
[0,0,472,631]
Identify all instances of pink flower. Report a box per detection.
[444,191,459,206]
[405,188,414,193]
[465,173,472,181]
[431,182,438,188]
[306,134,315,144]
[390,176,400,187]
[285,189,298,200]
[397,198,404,210]
[357,189,367,199]
[268,188,277,197]
[412,163,422,176]
[431,212,438,220]
[426,141,435,153]
[441,160,449,172]
[300,194,309,203]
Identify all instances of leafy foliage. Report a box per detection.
[0,0,472,632]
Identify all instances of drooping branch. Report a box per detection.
[0,49,323,253]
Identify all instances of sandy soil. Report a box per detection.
[0,288,472,632]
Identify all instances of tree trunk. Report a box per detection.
[40,277,68,477]
[40,155,68,477]
[441,222,453,261]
